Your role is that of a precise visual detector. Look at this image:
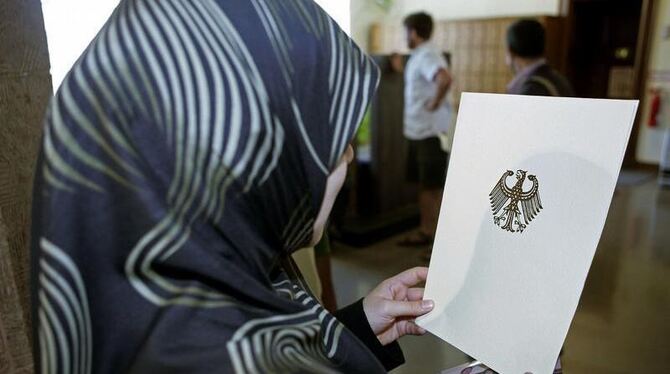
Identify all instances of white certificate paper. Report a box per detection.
[417,93,638,374]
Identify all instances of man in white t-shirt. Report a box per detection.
[399,12,452,247]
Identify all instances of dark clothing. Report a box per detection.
[407,137,449,189]
[31,1,391,373]
[509,63,574,97]
[334,299,405,372]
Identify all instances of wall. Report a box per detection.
[636,0,670,165]
[0,0,52,372]
[315,0,351,33]
[401,0,561,20]
[351,0,406,51]
[43,0,351,91]
[350,0,562,51]
[41,0,119,91]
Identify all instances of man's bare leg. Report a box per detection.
[399,187,442,246]
[420,188,443,236]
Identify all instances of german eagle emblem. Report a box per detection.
[489,170,543,233]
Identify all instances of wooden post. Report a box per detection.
[0,0,52,372]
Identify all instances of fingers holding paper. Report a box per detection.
[407,287,425,301]
[363,267,435,345]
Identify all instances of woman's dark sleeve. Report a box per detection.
[333,299,405,371]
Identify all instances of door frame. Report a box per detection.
[627,0,656,167]
[563,0,657,167]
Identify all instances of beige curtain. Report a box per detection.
[0,0,51,372]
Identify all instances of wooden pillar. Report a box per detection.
[0,0,52,372]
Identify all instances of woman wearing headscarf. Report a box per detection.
[31,0,434,373]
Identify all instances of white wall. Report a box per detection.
[401,0,561,20]
[636,0,670,164]
[350,0,562,51]
[314,0,351,34]
[43,0,350,91]
[42,0,120,91]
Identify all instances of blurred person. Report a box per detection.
[30,1,434,373]
[389,52,405,74]
[400,12,453,247]
[505,19,572,369]
[506,19,574,96]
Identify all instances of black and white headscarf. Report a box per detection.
[31,0,380,372]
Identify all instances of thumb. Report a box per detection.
[383,299,434,318]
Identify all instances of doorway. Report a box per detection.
[565,0,655,165]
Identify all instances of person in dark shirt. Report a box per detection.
[506,19,574,97]
[503,21,570,371]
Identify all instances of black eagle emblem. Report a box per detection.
[489,170,543,233]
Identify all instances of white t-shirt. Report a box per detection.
[404,43,452,140]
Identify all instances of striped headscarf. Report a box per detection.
[31,0,380,372]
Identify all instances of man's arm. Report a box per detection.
[426,68,452,111]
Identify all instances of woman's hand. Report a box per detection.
[362,267,434,345]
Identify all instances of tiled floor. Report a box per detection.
[330,179,670,373]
